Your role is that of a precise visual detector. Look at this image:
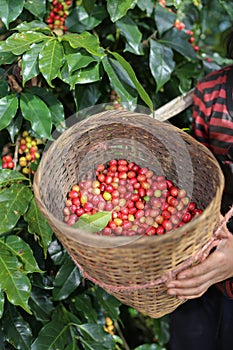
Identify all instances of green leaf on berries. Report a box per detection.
[0,94,18,131]
[24,198,53,258]
[39,39,64,87]
[0,0,24,29]
[20,92,53,139]
[72,211,112,233]
[0,169,28,188]
[0,184,33,235]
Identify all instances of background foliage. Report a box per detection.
[0,0,232,348]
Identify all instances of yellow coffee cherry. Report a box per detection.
[22,130,29,138]
[22,167,30,175]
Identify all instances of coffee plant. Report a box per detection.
[0,0,232,348]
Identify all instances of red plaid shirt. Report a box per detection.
[192,65,233,298]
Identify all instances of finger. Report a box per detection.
[167,281,210,299]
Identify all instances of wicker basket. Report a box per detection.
[33,109,224,318]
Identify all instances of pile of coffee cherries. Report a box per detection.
[63,159,203,236]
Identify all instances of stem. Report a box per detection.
[13,135,20,170]
[114,320,131,350]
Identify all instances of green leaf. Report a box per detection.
[108,51,154,111]
[149,39,175,93]
[31,320,70,350]
[106,0,137,22]
[95,287,121,320]
[66,50,98,73]
[62,32,102,57]
[7,112,23,143]
[0,0,24,29]
[0,289,4,318]
[72,211,112,233]
[134,345,161,350]
[28,86,66,133]
[2,303,33,349]
[0,236,42,274]
[52,257,81,301]
[0,184,33,235]
[4,32,48,55]
[14,20,52,34]
[116,15,143,55]
[136,0,154,16]
[24,198,53,258]
[78,323,115,348]
[102,56,137,109]
[60,61,101,89]
[161,28,198,60]
[48,239,65,266]
[22,42,45,85]
[0,50,16,65]
[24,0,46,20]
[82,0,96,14]
[73,294,97,323]
[29,287,55,322]
[0,249,31,313]
[39,39,64,87]
[0,68,9,97]
[154,3,176,36]
[0,94,18,131]
[74,82,102,110]
[66,5,107,33]
[20,92,52,139]
[0,169,27,188]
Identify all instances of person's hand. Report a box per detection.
[166,221,233,300]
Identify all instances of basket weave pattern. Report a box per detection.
[34,110,224,318]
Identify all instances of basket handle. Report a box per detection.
[153,88,195,121]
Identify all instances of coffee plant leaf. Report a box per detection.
[116,15,143,55]
[0,50,16,65]
[0,249,31,313]
[60,60,101,89]
[102,56,138,109]
[62,32,102,57]
[95,287,121,320]
[0,184,33,235]
[134,344,162,350]
[24,198,53,258]
[82,0,96,14]
[72,211,112,233]
[149,39,175,93]
[48,239,66,266]
[74,82,102,110]
[22,42,46,86]
[31,320,70,350]
[106,0,137,22]
[0,169,27,188]
[154,3,176,36]
[28,86,66,133]
[109,51,154,111]
[29,287,55,322]
[73,294,98,323]
[0,68,9,97]
[24,0,46,20]
[66,5,107,33]
[137,0,154,16]
[66,50,98,73]
[0,236,42,274]
[52,257,81,301]
[0,289,4,318]
[38,39,64,88]
[0,0,24,29]
[78,323,115,348]
[14,20,52,34]
[161,28,198,60]
[0,94,18,131]
[4,32,48,55]
[7,112,23,143]
[2,303,33,349]
[20,92,53,139]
